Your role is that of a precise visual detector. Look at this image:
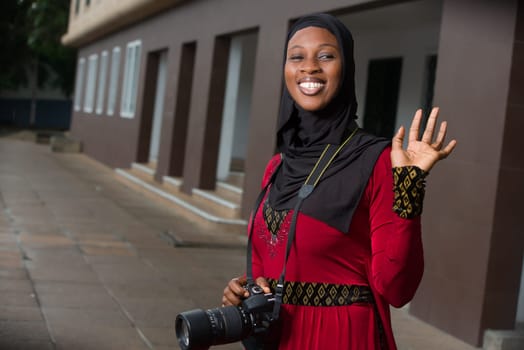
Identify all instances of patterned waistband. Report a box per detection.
[267,278,374,307]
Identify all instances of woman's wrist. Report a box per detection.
[392,166,427,218]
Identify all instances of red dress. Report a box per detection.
[251,148,424,350]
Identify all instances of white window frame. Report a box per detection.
[120,40,142,118]
[95,50,108,115]
[107,46,121,116]
[84,53,98,113]
[73,57,85,111]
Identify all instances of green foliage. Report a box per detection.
[0,0,76,96]
[0,0,33,90]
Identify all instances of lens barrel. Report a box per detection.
[175,306,251,350]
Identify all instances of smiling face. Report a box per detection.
[284,26,342,112]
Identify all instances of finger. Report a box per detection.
[439,139,457,159]
[432,121,448,149]
[255,277,271,294]
[222,295,233,306]
[236,275,247,286]
[422,107,439,144]
[222,290,241,306]
[409,109,423,143]
[228,277,249,298]
[222,286,236,306]
[223,280,247,306]
[392,126,405,152]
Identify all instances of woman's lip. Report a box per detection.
[298,80,325,95]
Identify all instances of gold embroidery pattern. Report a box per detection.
[263,200,289,237]
[257,199,290,258]
[267,279,373,306]
[393,166,426,219]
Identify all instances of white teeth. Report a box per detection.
[299,82,324,89]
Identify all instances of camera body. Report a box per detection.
[175,284,275,350]
[240,284,275,333]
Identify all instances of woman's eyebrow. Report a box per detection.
[287,43,338,51]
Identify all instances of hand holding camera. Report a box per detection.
[175,276,276,350]
[222,276,271,306]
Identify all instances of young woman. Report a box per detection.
[223,13,456,350]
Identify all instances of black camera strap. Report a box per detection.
[246,127,359,321]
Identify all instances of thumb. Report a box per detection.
[255,277,271,294]
[392,126,405,151]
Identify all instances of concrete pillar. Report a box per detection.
[410,0,524,346]
[156,42,196,181]
[241,21,288,218]
[181,35,230,193]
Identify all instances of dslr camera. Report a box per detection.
[175,284,276,350]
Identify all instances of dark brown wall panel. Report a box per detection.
[165,42,196,179]
[137,51,160,163]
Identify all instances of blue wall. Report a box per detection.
[0,98,72,129]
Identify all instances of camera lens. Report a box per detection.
[175,306,251,350]
[178,320,190,347]
[176,309,212,350]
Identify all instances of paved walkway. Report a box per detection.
[0,137,479,350]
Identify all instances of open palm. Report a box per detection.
[391,107,457,172]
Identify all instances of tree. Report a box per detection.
[0,0,33,91]
[26,0,76,125]
[27,0,76,97]
[0,0,76,126]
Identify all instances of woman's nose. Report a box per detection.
[300,58,321,74]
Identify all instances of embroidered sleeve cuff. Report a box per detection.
[392,166,427,219]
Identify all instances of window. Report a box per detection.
[107,46,121,116]
[84,53,98,113]
[363,57,403,138]
[120,40,142,118]
[75,0,80,14]
[96,51,108,115]
[73,58,85,111]
[85,0,90,7]
[421,54,437,130]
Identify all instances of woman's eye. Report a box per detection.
[288,55,303,61]
[319,53,335,60]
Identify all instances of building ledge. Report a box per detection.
[62,0,187,47]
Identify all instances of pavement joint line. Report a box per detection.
[82,253,157,350]
[159,230,246,250]
[105,291,155,350]
[3,202,58,348]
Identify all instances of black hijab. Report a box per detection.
[268,13,390,233]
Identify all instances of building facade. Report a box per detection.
[63,0,524,347]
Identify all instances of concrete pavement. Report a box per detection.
[0,136,479,350]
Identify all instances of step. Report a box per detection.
[115,168,248,228]
[224,171,244,188]
[162,175,241,219]
[191,188,240,219]
[483,329,524,350]
[216,180,243,197]
[163,175,182,192]
[131,162,156,181]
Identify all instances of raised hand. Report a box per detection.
[391,107,457,172]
